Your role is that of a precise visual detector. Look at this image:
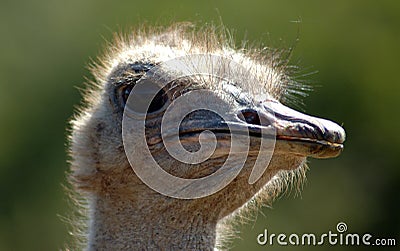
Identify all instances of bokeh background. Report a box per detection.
[1,0,399,250]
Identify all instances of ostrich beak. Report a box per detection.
[146,94,345,159]
[250,99,346,159]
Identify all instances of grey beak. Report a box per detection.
[239,99,346,158]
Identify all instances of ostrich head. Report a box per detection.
[68,24,345,250]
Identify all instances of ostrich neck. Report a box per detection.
[87,193,217,250]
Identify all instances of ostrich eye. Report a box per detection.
[120,84,167,113]
[147,89,167,113]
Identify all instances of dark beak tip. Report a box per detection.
[332,123,346,144]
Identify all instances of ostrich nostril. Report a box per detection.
[238,109,261,126]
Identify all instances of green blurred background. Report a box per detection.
[1,0,399,250]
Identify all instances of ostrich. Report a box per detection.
[68,23,345,250]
